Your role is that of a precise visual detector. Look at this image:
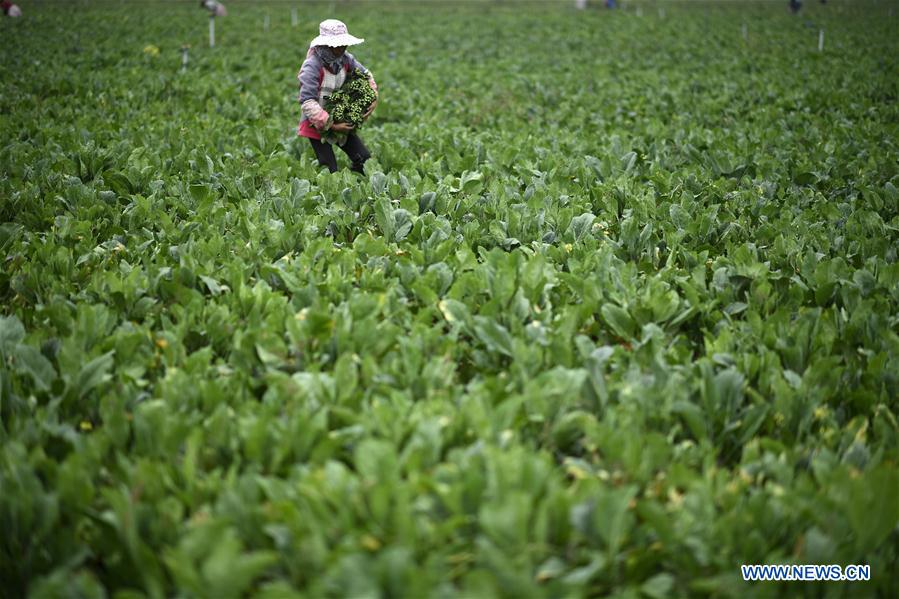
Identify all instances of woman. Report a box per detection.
[297,20,378,174]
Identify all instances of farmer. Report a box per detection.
[297,19,378,174]
[199,1,227,17]
[2,1,22,17]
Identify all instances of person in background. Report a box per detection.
[2,1,22,17]
[789,0,802,14]
[199,1,227,17]
[297,19,378,174]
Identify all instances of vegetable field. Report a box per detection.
[1,1,898,597]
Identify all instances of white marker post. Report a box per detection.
[659,8,665,19]
[292,8,298,27]
[636,7,643,17]
[742,22,747,41]
[264,12,270,32]
[209,15,215,48]
[818,29,824,52]
[181,46,189,71]
[575,0,587,10]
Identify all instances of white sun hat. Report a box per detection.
[309,19,364,48]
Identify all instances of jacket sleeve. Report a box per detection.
[346,53,378,95]
[298,59,331,130]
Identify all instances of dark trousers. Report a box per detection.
[309,134,370,174]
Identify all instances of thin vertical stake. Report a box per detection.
[818,29,824,52]
[264,13,270,32]
[659,8,665,19]
[292,8,298,27]
[742,23,747,41]
[209,16,215,48]
[181,47,189,71]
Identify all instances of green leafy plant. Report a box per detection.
[1,2,897,597]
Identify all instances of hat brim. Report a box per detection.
[310,34,364,48]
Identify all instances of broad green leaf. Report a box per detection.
[438,299,471,327]
[73,351,115,399]
[460,170,483,194]
[0,315,26,349]
[370,172,387,196]
[568,212,595,242]
[593,484,637,555]
[673,400,708,441]
[374,197,394,239]
[393,209,413,242]
[201,528,278,597]
[601,304,636,339]
[199,275,224,296]
[11,345,56,391]
[104,171,134,196]
[189,183,212,204]
[419,191,436,214]
[0,223,23,254]
[641,573,676,599]
[473,316,514,357]
[846,466,899,553]
[793,172,817,186]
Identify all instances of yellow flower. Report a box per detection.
[667,487,685,509]
[361,535,381,551]
[143,45,160,57]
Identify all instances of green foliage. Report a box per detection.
[1,1,898,597]
[326,68,378,129]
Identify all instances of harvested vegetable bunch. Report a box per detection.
[326,68,377,128]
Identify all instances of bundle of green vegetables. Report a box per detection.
[326,68,377,129]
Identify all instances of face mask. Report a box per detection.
[315,46,344,73]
